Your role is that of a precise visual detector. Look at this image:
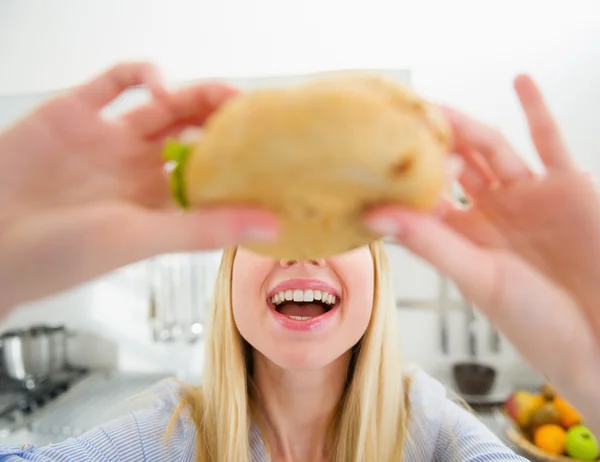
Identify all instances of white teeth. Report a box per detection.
[270,288,338,306]
[288,315,312,321]
[293,290,303,302]
[304,290,314,302]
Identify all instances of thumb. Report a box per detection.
[364,206,496,305]
[137,206,279,255]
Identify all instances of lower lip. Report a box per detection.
[268,302,340,332]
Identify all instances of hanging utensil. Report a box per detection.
[146,258,163,342]
[437,272,450,355]
[186,254,204,344]
[465,299,477,359]
[152,256,175,342]
[166,256,183,342]
[489,325,501,354]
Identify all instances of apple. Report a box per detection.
[565,425,600,461]
[505,391,544,428]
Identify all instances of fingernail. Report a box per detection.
[178,127,204,144]
[145,65,168,94]
[365,217,402,236]
[241,226,279,243]
[152,65,167,87]
[206,85,234,107]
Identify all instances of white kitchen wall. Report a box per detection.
[0,0,598,384]
[1,0,599,173]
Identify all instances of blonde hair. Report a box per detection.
[171,241,410,461]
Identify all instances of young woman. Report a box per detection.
[1,242,527,461]
[0,62,598,461]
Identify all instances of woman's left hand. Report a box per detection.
[365,75,600,432]
[0,62,278,311]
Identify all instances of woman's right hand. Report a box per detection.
[365,75,600,432]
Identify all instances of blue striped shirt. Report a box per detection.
[0,367,528,461]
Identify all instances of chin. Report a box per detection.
[254,333,360,372]
[268,347,343,371]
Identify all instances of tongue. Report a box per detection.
[278,302,326,318]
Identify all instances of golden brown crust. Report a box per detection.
[184,74,452,260]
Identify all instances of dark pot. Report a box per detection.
[452,362,497,396]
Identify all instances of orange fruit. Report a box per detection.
[534,424,567,455]
[553,396,582,428]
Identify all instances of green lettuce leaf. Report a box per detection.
[162,139,192,209]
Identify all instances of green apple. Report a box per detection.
[566,425,599,461]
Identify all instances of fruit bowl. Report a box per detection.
[503,384,600,461]
[507,426,599,462]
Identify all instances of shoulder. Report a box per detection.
[95,377,196,437]
[402,365,527,461]
[114,378,198,455]
[401,364,453,459]
[403,364,451,423]
[0,378,197,462]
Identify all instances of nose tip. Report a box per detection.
[280,258,325,268]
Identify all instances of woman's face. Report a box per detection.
[231,246,374,370]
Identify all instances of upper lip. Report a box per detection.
[266,278,341,299]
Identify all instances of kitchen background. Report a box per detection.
[0,0,598,453]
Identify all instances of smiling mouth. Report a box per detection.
[269,289,339,320]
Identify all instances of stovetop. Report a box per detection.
[0,367,88,436]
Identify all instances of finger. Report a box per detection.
[364,206,496,304]
[363,206,597,403]
[431,155,462,219]
[0,203,279,306]
[442,155,465,191]
[513,74,576,171]
[584,171,597,186]
[438,200,509,249]
[71,62,167,109]
[440,105,531,183]
[457,148,497,197]
[146,118,205,143]
[436,155,465,206]
[459,164,487,197]
[123,83,239,138]
[146,123,206,146]
[136,206,279,255]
